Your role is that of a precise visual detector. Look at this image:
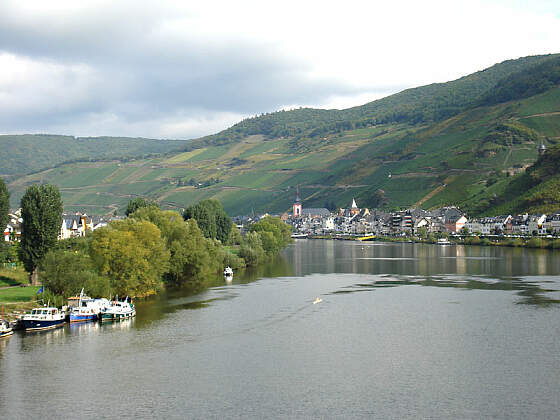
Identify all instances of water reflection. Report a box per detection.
[287,240,560,278]
[329,274,560,307]
[131,240,560,325]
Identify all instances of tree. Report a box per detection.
[0,177,9,235]
[39,249,111,298]
[19,184,63,285]
[183,199,232,243]
[416,226,428,239]
[90,219,169,297]
[249,216,292,255]
[131,207,222,285]
[125,197,159,217]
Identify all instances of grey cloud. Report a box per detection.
[0,2,368,137]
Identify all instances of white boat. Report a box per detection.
[22,307,65,331]
[224,266,233,281]
[437,238,452,245]
[0,319,13,338]
[70,289,110,323]
[100,298,135,322]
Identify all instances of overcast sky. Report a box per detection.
[1,0,559,139]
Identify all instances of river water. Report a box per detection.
[1,240,560,419]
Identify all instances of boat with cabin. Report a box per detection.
[100,298,135,321]
[224,266,233,281]
[22,307,65,331]
[69,289,110,323]
[0,319,13,338]
[437,238,452,245]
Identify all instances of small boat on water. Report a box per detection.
[0,319,13,338]
[313,297,322,305]
[22,307,65,331]
[100,298,135,322]
[224,266,233,281]
[437,238,452,245]
[69,290,110,323]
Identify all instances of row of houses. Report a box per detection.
[3,210,117,243]
[285,197,560,237]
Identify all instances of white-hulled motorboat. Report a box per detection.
[0,319,13,338]
[100,298,135,322]
[22,307,65,331]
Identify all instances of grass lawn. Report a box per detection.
[0,266,27,287]
[0,286,40,303]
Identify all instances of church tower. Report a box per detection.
[293,187,302,218]
[350,198,360,216]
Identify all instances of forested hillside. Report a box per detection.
[187,54,559,152]
[5,53,560,216]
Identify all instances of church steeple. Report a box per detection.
[350,198,359,216]
[293,186,302,218]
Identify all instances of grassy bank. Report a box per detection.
[0,266,38,321]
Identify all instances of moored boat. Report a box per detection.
[22,307,65,331]
[224,266,233,281]
[69,290,110,323]
[100,298,135,322]
[0,319,13,338]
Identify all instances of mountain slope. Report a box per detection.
[0,134,189,180]
[5,54,560,216]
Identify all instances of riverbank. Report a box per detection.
[305,234,560,249]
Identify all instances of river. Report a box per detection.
[1,240,560,419]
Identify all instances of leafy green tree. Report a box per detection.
[183,199,232,242]
[0,242,18,264]
[131,207,217,284]
[125,197,159,217]
[132,206,243,283]
[19,184,63,285]
[0,177,9,235]
[416,226,428,239]
[238,231,265,266]
[249,216,292,255]
[227,225,243,245]
[90,219,169,297]
[39,249,111,298]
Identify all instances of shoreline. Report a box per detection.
[304,234,560,250]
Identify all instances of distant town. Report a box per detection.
[4,193,560,245]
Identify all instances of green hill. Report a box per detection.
[0,134,189,179]
[5,54,560,216]
[464,143,560,216]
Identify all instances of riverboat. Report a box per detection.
[224,266,233,281]
[437,238,452,245]
[69,290,110,323]
[100,298,135,321]
[291,233,308,239]
[22,307,65,331]
[0,319,13,338]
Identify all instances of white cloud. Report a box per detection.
[0,0,559,138]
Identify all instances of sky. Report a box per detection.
[0,0,559,139]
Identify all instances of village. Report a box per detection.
[278,191,560,239]
[3,193,560,245]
